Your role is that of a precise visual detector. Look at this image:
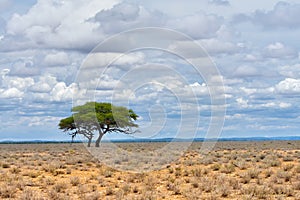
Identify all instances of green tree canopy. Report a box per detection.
[59,102,138,147]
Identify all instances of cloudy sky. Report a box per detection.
[0,0,300,141]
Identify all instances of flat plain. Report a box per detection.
[0,141,299,199]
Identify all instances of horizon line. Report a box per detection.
[0,136,300,143]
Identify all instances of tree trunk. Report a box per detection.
[87,137,92,147]
[95,133,104,147]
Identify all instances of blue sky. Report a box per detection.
[0,0,300,141]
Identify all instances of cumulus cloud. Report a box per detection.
[0,87,23,99]
[35,82,83,103]
[275,78,300,95]
[253,2,300,29]
[199,38,240,55]
[167,12,224,39]
[44,52,70,67]
[3,0,120,52]
[9,59,40,77]
[263,42,297,59]
[1,0,227,53]
[7,77,34,91]
[167,30,239,58]
[235,96,292,110]
[189,82,208,95]
[0,75,34,99]
[83,52,145,69]
[279,64,300,79]
[279,102,292,109]
[236,97,248,108]
[94,2,165,34]
[168,40,208,58]
[27,74,86,102]
[0,73,85,103]
[29,75,57,93]
[233,65,258,77]
[243,54,260,62]
[234,2,300,29]
[50,82,78,102]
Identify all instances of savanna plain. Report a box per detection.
[0,141,299,200]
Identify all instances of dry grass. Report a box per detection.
[0,141,299,199]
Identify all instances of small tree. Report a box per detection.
[59,102,138,147]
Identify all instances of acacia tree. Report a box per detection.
[59,102,138,147]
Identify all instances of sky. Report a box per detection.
[0,0,300,141]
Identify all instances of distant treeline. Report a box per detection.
[0,140,83,144]
[0,136,300,144]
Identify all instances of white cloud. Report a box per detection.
[275,78,300,95]
[279,102,292,109]
[247,124,294,131]
[82,52,145,69]
[264,42,297,59]
[225,113,245,120]
[1,87,23,99]
[279,64,300,79]
[0,73,86,103]
[240,87,257,95]
[29,75,57,93]
[243,54,260,62]
[31,82,85,103]
[27,74,86,102]
[233,65,258,77]
[167,12,223,39]
[234,2,300,29]
[236,97,248,108]
[168,40,207,58]
[252,2,300,29]
[51,82,77,102]
[189,82,208,95]
[44,52,70,66]
[199,38,240,55]
[4,0,120,52]
[9,59,40,77]
[94,2,164,34]
[29,82,52,93]
[7,77,34,90]
[235,97,291,110]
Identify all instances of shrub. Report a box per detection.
[211,163,221,171]
[82,192,102,200]
[247,168,260,179]
[282,163,294,171]
[241,185,272,199]
[240,173,251,184]
[2,163,10,168]
[276,170,292,182]
[282,156,294,162]
[0,185,16,198]
[220,163,235,174]
[53,182,67,193]
[10,167,21,174]
[70,176,80,186]
[295,164,300,173]
[106,187,114,195]
[19,189,45,200]
[264,169,273,178]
